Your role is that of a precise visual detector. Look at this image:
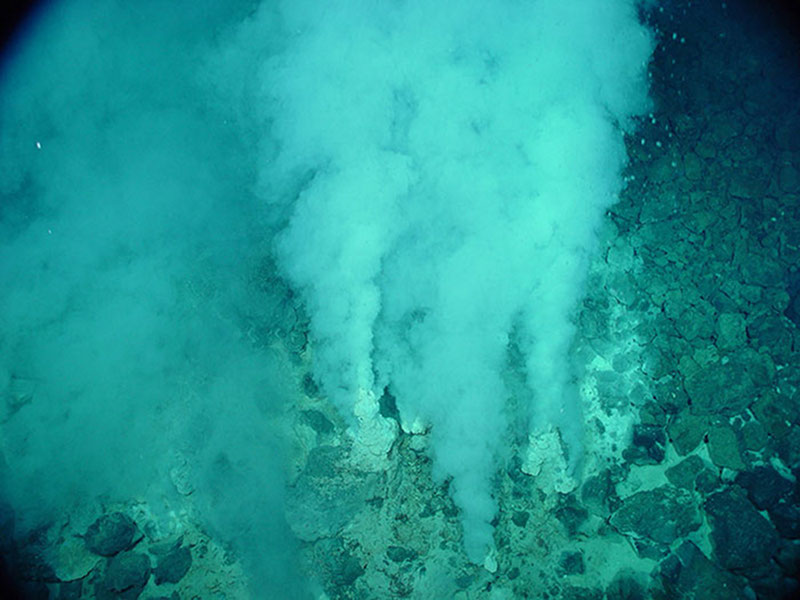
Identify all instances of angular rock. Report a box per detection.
[666,455,705,490]
[559,550,585,575]
[581,469,615,517]
[706,425,745,470]
[555,496,589,537]
[84,513,137,557]
[511,510,529,527]
[735,466,794,511]
[676,306,717,343]
[101,551,150,598]
[729,163,769,200]
[667,410,707,455]
[739,419,768,452]
[776,426,800,467]
[610,485,700,545]
[752,391,798,439]
[695,469,721,494]
[682,151,704,181]
[50,534,100,581]
[738,251,784,288]
[153,546,191,585]
[748,314,794,361]
[625,424,666,465]
[768,501,800,539]
[715,313,746,351]
[658,541,747,600]
[301,410,334,435]
[684,362,754,416]
[704,487,779,570]
[786,291,800,329]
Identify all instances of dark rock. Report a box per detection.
[454,573,474,589]
[624,424,666,464]
[631,537,670,561]
[559,551,585,575]
[672,302,717,342]
[301,373,319,397]
[386,546,417,563]
[58,580,83,600]
[752,391,798,439]
[768,501,800,539]
[378,389,401,423]
[775,540,800,577]
[610,485,700,545]
[657,541,747,600]
[146,536,183,557]
[639,400,670,427]
[84,513,137,557]
[96,551,150,600]
[581,470,615,517]
[695,469,720,494]
[705,487,779,570]
[706,425,745,470]
[738,244,783,285]
[684,362,754,416]
[605,571,646,600]
[555,497,588,537]
[776,111,800,151]
[786,291,800,328]
[332,552,364,587]
[313,538,365,589]
[667,411,707,455]
[104,551,150,591]
[653,377,688,415]
[642,347,672,380]
[747,313,794,363]
[739,419,768,452]
[715,313,746,351]
[506,454,525,484]
[511,510,529,527]
[771,361,798,399]
[745,560,793,600]
[153,546,191,585]
[776,426,800,467]
[301,409,334,434]
[666,455,705,490]
[735,466,794,510]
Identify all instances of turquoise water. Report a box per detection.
[1,1,799,598]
